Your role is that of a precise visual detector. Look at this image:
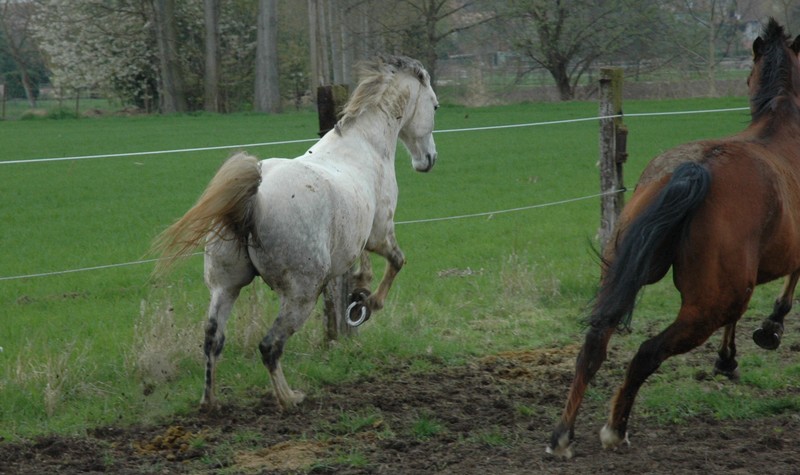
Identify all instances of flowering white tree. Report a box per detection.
[33,0,157,108]
[32,0,260,112]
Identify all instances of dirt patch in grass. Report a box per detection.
[2,319,800,474]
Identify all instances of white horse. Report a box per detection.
[154,55,439,410]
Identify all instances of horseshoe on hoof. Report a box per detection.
[348,288,371,305]
[346,301,371,327]
[753,327,782,350]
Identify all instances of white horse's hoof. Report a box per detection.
[546,430,574,459]
[600,424,630,449]
[277,389,306,410]
[346,302,370,326]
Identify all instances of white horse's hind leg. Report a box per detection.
[201,239,256,410]
[258,291,318,409]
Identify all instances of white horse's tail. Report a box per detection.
[152,152,261,276]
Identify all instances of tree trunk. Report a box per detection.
[203,0,220,112]
[423,0,439,88]
[1,1,37,107]
[308,0,320,93]
[317,0,331,85]
[255,0,281,113]
[707,17,717,96]
[329,0,344,84]
[153,0,187,113]
[340,1,353,88]
[551,62,573,100]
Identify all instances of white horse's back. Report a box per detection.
[250,154,375,288]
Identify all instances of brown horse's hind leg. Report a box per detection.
[713,323,739,380]
[547,325,615,459]
[601,298,745,449]
[753,271,799,350]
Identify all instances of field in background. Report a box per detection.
[2,97,798,443]
[0,63,753,120]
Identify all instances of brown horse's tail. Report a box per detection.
[588,161,711,330]
[152,152,262,277]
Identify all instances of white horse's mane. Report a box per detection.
[337,55,431,132]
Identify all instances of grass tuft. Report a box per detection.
[128,294,200,391]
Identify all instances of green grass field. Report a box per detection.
[2,97,798,441]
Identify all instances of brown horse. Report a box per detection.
[547,18,800,458]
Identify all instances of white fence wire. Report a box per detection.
[0,106,749,281]
[0,107,748,166]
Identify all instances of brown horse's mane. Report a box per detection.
[336,55,430,133]
[750,18,800,122]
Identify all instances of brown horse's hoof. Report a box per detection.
[712,365,740,381]
[753,326,782,350]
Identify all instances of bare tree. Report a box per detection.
[506,0,646,100]
[772,1,800,33]
[398,0,496,88]
[665,0,757,96]
[204,0,220,112]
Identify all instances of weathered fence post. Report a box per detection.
[316,84,349,136]
[598,68,627,251]
[317,84,358,341]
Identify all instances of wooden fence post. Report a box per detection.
[317,84,358,341]
[598,68,627,251]
[316,84,348,136]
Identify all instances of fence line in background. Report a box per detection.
[0,189,623,282]
[2,105,750,280]
[0,107,749,166]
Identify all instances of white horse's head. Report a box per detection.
[337,55,439,172]
[397,67,439,173]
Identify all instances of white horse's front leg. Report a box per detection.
[351,251,374,291]
[366,228,406,311]
[369,247,405,311]
[346,231,405,326]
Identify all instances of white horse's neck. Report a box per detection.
[350,109,401,161]
[306,76,423,191]
[342,79,419,162]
